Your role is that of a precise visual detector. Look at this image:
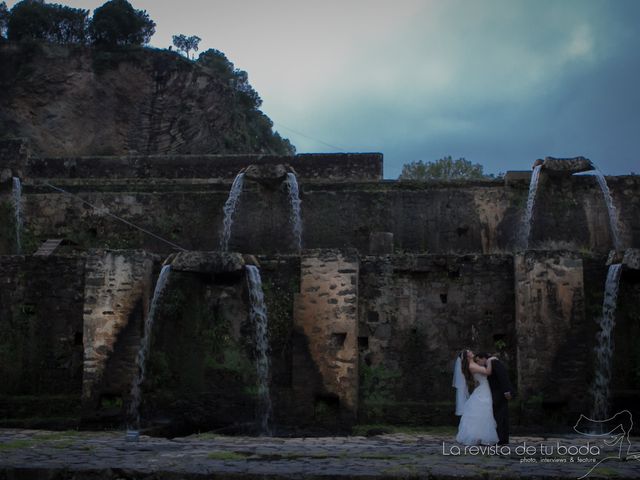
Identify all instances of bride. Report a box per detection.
[453,349,499,445]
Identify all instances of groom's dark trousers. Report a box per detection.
[488,359,513,444]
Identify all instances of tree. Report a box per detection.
[233,69,262,109]
[51,3,89,43]
[197,48,235,78]
[399,156,488,181]
[6,0,49,41]
[198,49,262,110]
[172,34,201,59]
[0,2,9,40]
[7,0,88,44]
[89,0,155,46]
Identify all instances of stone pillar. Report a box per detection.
[293,249,359,422]
[514,251,585,399]
[82,250,156,406]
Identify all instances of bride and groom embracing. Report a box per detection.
[453,349,514,446]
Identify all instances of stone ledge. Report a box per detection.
[19,152,384,182]
[541,155,594,173]
[171,251,245,273]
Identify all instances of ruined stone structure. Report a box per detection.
[293,250,360,426]
[0,138,639,434]
[82,251,155,409]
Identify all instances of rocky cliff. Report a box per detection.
[0,42,294,156]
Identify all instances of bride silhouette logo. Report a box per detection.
[573,410,640,479]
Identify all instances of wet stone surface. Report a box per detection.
[1,429,640,479]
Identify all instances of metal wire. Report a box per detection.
[42,182,188,252]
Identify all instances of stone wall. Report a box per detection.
[254,255,300,428]
[292,250,359,426]
[582,256,640,422]
[81,250,157,415]
[2,140,640,256]
[530,173,639,251]
[357,254,516,425]
[0,247,636,433]
[6,173,638,257]
[140,262,256,433]
[514,252,587,412]
[0,255,85,426]
[611,268,640,420]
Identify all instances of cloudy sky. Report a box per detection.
[6,0,639,177]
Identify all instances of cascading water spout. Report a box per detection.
[245,265,273,435]
[593,171,622,251]
[590,263,622,421]
[520,165,542,249]
[285,172,303,251]
[12,177,22,254]
[220,173,245,252]
[127,264,172,432]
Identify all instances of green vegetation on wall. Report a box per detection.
[260,275,297,359]
[143,272,257,428]
[359,362,401,417]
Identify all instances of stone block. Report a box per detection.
[542,156,594,174]
[171,251,245,273]
[292,250,359,422]
[244,163,291,188]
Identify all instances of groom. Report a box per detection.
[476,352,514,445]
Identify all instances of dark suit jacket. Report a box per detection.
[487,359,514,402]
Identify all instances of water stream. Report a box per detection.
[520,165,542,249]
[590,263,623,421]
[592,171,622,251]
[127,264,172,432]
[285,173,303,251]
[245,265,273,435]
[220,173,245,251]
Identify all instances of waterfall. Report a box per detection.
[12,177,22,254]
[219,173,245,252]
[590,263,622,421]
[285,172,303,251]
[593,171,622,251]
[127,264,172,431]
[245,265,273,435]
[520,165,542,249]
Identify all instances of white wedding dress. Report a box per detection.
[456,372,499,445]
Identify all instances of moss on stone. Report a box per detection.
[0,439,36,451]
[142,273,257,428]
[260,276,296,354]
[206,451,249,461]
[359,362,402,421]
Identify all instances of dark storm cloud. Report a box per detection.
[305,0,640,177]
